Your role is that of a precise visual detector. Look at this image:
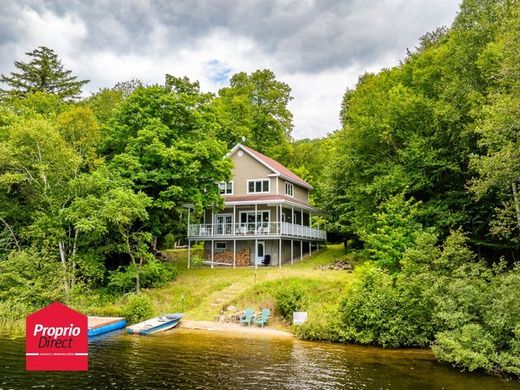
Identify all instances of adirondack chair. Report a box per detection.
[254,309,270,328]
[239,308,255,326]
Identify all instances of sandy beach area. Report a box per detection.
[179,320,293,337]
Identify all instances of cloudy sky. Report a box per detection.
[0,0,460,139]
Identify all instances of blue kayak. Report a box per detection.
[127,313,183,335]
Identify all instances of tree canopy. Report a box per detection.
[0,46,89,100]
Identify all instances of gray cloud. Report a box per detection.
[0,0,460,138]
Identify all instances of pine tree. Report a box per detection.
[0,46,89,100]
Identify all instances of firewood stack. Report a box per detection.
[205,248,251,266]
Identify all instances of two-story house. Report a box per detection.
[186,143,326,268]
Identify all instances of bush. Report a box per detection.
[0,250,64,313]
[275,281,306,320]
[296,304,343,341]
[336,231,520,377]
[108,260,177,292]
[190,255,204,267]
[123,294,154,324]
[161,233,175,250]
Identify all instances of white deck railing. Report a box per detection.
[188,222,326,240]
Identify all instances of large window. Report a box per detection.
[218,181,233,195]
[285,182,294,197]
[247,179,270,194]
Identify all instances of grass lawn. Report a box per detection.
[146,244,355,326]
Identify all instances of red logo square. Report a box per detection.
[26,302,88,371]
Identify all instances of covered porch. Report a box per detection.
[185,198,326,269]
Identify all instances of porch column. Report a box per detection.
[300,240,303,261]
[211,208,214,236]
[291,239,294,265]
[187,239,191,269]
[291,206,294,236]
[255,238,258,269]
[279,203,282,235]
[309,241,312,257]
[233,205,236,234]
[255,203,258,236]
[279,238,282,268]
[211,240,214,269]
[233,239,236,269]
[300,208,303,238]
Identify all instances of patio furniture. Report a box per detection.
[239,308,255,326]
[254,309,270,328]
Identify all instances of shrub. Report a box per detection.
[0,250,64,312]
[190,255,204,267]
[108,260,177,292]
[296,304,343,341]
[433,324,496,372]
[161,233,175,249]
[123,294,154,324]
[275,281,306,320]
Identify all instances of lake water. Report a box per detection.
[1,329,519,389]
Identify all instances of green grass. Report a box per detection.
[0,244,355,336]
[145,244,355,325]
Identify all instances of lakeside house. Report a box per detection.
[186,143,326,268]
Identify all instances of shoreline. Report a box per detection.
[178,320,294,337]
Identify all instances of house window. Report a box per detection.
[218,181,233,195]
[215,242,227,250]
[285,182,294,197]
[247,179,270,194]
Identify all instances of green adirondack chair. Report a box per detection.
[239,308,255,326]
[254,309,270,327]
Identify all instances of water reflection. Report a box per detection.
[0,329,518,389]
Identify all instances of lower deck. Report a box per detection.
[189,238,319,268]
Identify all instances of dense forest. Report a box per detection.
[0,0,519,378]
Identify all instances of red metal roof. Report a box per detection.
[241,145,311,188]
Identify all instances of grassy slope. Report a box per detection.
[1,245,352,336]
[146,244,354,327]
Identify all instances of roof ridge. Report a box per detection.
[240,144,311,188]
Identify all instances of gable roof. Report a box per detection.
[228,143,312,189]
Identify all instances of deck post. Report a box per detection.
[278,203,281,234]
[233,239,236,269]
[300,209,303,237]
[291,206,294,235]
[309,241,312,257]
[233,205,236,234]
[255,238,258,269]
[211,240,214,269]
[279,238,282,268]
[300,240,303,261]
[291,239,294,265]
[187,239,191,269]
[255,203,258,235]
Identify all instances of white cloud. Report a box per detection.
[0,0,461,139]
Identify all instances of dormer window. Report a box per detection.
[218,181,233,195]
[247,179,270,194]
[285,182,294,197]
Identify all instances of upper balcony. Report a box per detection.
[188,222,326,241]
